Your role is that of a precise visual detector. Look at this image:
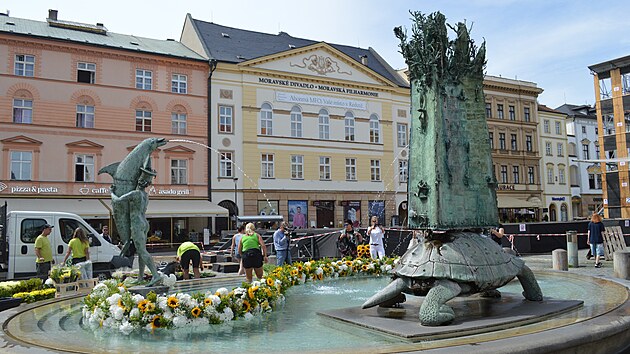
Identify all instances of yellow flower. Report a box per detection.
[265,288,272,297]
[204,298,212,306]
[145,303,155,312]
[296,264,303,272]
[191,307,202,318]
[266,278,275,287]
[362,264,369,271]
[138,299,149,312]
[242,300,251,312]
[290,269,299,276]
[118,299,127,310]
[261,300,269,309]
[345,261,353,267]
[151,315,162,329]
[248,286,259,299]
[167,296,179,309]
[317,273,323,280]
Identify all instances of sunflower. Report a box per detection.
[266,278,275,287]
[118,299,128,311]
[242,300,251,312]
[362,264,369,271]
[191,307,202,318]
[145,303,155,312]
[151,315,162,329]
[296,264,303,272]
[204,298,212,306]
[138,299,150,312]
[167,296,179,309]
[345,261,353,267]
[265,288,273,297]
[248,286,259,299]
[317,273,323,280]
[290,269,299,276]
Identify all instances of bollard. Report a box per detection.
[566,231,578,268]
[552,249,568,271]
[613,251,630,280]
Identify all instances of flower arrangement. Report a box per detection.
[49,265,81,284]
[0,278,44,298]
[83,256,397,335]
[12,288,57,303]
[357,244,370,258]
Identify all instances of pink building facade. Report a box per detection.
[0,11,226,244]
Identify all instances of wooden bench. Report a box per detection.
[603,226,627,260]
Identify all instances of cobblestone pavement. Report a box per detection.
[522,248,619,279]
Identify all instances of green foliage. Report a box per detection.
[12,288,56,303]
[50,265,81,284]
[0,278,43,298]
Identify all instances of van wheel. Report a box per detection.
[97,272,111,281]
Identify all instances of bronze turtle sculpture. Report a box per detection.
[362,231,543,326]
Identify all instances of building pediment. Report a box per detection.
[240,43,395,87]
[1,135,43,145]
[66,139,104,149]
[163,145,196,154]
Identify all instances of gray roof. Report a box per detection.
[189,17,409,88]
[0,14,206,62]
[555,104,597,120]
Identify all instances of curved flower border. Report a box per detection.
[82,257,396,335]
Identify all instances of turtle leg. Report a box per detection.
[419,279,461,326]
[517,265,543,301]
[480,289,501,298]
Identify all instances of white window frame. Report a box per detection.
[13,99,33,123]
[171,74,187,94]
[261,154,274,179]
[528,166,535,184]
[397,123,408,147]
[76,104,95,128]
[559,167,566,184]
[319,156,331,180]
[74,154,95,182]
[219,152,233,178]
[545,142,552,156]
[219,105,233,134]
[318,109,330,139]
[170,159,188,184]
[10,151,32,181]
[77,62,96,84]
[369,114,380,143]
[557,143,563,156]
[399,159,408,183]
[14,54,34,77]
[370,159,381,182]
[345,158,357,181]
[543,120,550,134]
[555,121,561,135]
[547,166,554,184]
[260,103,273,135]
[135,110,152,132]
[171,112,187,135]
[290,106,303,138]
[344,112,355,141]
[291,155,303,179]
[135,69,153,90]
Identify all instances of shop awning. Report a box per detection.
[101,199,228,218]
[1,198,111,219]
[497,195,539,209]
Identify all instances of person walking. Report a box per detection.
[367,216,385,259]
[238,223,268,283]
[230,224,245,275]
[101,225,112,244]
[35,224,54,279]
[273,222,292,266]
[176,241,201,279]
[63,228,90,265]
[587,213,606,268]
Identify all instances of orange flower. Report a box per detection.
[191,307,202,318]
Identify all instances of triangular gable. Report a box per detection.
[126,145,163,153]
[240,43,396,87]
[66,139,104,149]
[163,145,196,154]
[1,135,43,145]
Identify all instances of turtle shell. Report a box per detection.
[395,231,524,290]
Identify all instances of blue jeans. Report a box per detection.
[590,243,604,257]
[276,249,292,266]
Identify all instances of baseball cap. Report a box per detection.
[42,224,54,230]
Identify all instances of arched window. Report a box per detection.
[290,106,302,138]
[369,114,380,143]
[260,103,273,135]
[560,203,568,221]
[344,111,355,141]
[318,109,329,139]
[549,204,557,222]
[171,105,187,135]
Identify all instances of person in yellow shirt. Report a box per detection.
[176,241,201,279]
[63,228,90,265]
[35,224,54,279]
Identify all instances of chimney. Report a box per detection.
[48,9,58,20]
[360,55,368,66]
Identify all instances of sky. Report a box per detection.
[4,0,630,108]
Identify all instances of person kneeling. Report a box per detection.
[176,241,201,279]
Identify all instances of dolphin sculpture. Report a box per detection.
[99,137,167,285]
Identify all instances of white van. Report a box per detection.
[1,210,130,279]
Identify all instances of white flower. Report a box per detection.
[112,306,124,321]
[173,315,188,327]
[215,288,229,296]
[163,310,174,320]
[299,274,306,284]
[315,267,323,275]
[355,260,362,265]
[209,295,221,307]
[158,298,169,311]
[385,264,392,271]
[118,286,126,293]
[243,312,254,321]
[145,323,153,332]
[119,321,134,335]
[102,317,116,328]
[45,278,55,286]
[106,293,122,306]
[304,261,311,268]
[163,274,177,288]
[340,264,348,271]
[233,287,246,296]
[129,308,140,320]
[132,294,144,304]
[333,272,339,278]
[222,307,234,321]
[252,281,261,287]
[274,279,282,287]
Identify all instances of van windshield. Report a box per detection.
[58,218,100,246]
